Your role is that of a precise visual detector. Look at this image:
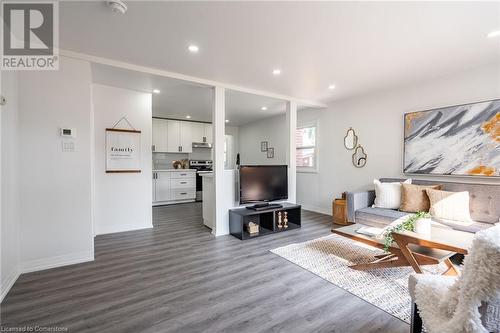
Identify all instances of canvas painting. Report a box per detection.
[404,99,500,177]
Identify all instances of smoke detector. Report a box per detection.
[106,0,127,14]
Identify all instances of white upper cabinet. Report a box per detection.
[152,118,166,152]
[166,120,181,152]
[179,121,193,153]
[190,122,206,143]
[204,124,213,145]
[152,118,213,153]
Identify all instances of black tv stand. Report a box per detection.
[246,203,283,211]
[229,203,301,240]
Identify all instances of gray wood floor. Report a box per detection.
[1,203,409,333]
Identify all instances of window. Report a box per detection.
[296,124,318,172]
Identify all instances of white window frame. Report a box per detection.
[296,121,319,173]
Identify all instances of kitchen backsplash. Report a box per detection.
[153,148,212,169]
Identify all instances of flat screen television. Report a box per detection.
[239,165,288,204]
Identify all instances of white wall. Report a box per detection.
[1,72,20,301]
[238,115,287,165]
[92,84,153,235]
[17,57,95,272]
[297,63,500,214]
[225,125,239,169]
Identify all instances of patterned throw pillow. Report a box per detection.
[400,184,442,213]
[373,179,412,210]
[425,189,473,222]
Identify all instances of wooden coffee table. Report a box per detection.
[392,227,473,275]
[332,223,473,275]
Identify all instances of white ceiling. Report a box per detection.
[91,63,287,126]
[63,1,500,104]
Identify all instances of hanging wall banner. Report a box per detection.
[105,128,142,173]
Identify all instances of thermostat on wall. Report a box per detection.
[60,128,76,138]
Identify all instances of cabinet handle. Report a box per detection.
[180,192,187,195]
[203,136,206,143]
[180,181,187,184]
[180,173,186,176]
[152,145,156,152]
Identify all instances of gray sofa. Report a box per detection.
[346,178,500,233]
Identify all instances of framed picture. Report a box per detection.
[267,147,274,158]
[403,99,500,177]
[261,141,268,152]
[106,128,142,173]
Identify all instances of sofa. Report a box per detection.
[346,178,500,233]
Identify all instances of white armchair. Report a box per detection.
[408,225,500,333]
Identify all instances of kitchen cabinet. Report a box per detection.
[155,172,171,202]
[190,122,206,143]
[152,170,196,205]
[152,118,168,152]
[152,118,212,153]
[179,121,193,153]
[204,124,213,144]
[166,120,180,153]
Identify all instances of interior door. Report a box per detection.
[155,172,171,202]
[180,121,193,153]
[166,120,180,153]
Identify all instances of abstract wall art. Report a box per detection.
[404,99,500,177]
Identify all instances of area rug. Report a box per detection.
[270,234,447,324]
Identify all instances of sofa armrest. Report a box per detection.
[346,190,375,223]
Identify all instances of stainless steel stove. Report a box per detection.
[189,160,213,201]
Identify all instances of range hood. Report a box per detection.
[192,142,212,149]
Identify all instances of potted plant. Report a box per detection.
[383,212,431,252]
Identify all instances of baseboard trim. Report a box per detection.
[21,251,95,274]
[301,204,331,216]
[1,268,20,303]
[95,223,153,236]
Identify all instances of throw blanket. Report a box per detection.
[415,225,500,333]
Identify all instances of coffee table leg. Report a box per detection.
[349,253,409,270]
[443,259,459,276]
[393,235,423,274]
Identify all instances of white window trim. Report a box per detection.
[296,121,319,174]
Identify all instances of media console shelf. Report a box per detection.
[229,203,301,240]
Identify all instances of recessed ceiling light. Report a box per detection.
[186,115,191,119]
[487,30,500,38]
[152,89,160,94]
[188,45,199,53]
[272,69,281,75]
[328,84,336,90]
[261,106,268,111]
[225,119,229,123]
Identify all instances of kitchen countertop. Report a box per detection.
[153,169,197,172]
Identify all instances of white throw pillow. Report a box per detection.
[373,179,412,209]
[425,189,473,223]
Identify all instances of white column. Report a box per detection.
[286,100,297,203]
[212,86,226,236]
